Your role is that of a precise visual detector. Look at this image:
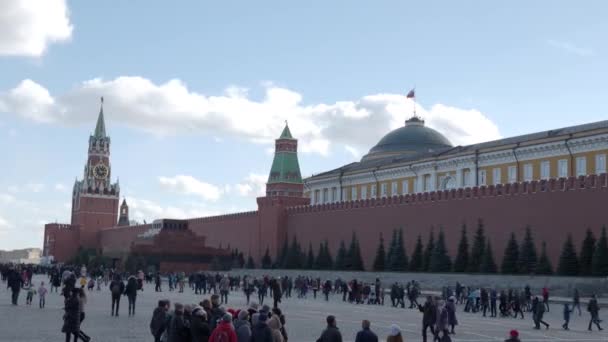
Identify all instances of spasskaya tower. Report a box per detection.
[71,98,120,249]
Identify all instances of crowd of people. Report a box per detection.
[2,262,605,342]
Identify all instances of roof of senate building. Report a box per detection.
[308,118,608,180]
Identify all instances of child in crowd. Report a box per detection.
[562,303,573,330]
[87,278,95,291]
[79,276,88,289]
[38,281,48,308]
[97,276,102,291]
[25,282,36,305]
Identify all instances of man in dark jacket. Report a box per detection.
[190,306,211,342]
[251,312,273,342]
[317,315,342,342]
[354,320,378,342]
[7,268,23,305]
[109,275,125,316]
[271,278,282,309]
[167,303,190,342]
[587,294,603,331]
[150,300,170,342]
[419,296,436,342]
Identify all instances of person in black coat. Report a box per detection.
[167,303,190,342]
[150,300,170,342]
[317,315,343,342]
[62,288,81,342]
[251,312,273,342]
[7,268,23,305]
[418,296,436,342]
[354,320,378,342]
[109,275,125,317]
[190,306,211,342]
[124,276,138,316]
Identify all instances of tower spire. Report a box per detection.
[94,97,107,138]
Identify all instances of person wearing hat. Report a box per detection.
[235,310,252,342]
[446,296,458,334]
[504,329,520,342]
[190,306,211,342]
[251,312,273,342]
[209,313,237,342]
[316,315,342,342]
[354,320,378,342]
[167,303,190,342]
[386,324,403,342]
[267,313,285,342]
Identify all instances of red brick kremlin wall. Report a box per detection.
[43,224,81,262]
[99,224,151,257]
[285,175,608,270]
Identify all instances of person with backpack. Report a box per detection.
[587,294,603,331]
[124,275,139,316]
[209,313,237,342]
[150,300,170,342]
[190,306,211,342]
[109,275,125,317]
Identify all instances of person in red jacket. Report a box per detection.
[209,313,238,342]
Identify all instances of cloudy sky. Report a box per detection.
[1,1,606,250]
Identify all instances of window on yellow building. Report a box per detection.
[361,186,367,199]
[381,183,388,197]
[558,159,568,178]
[540,160,550,180]
[492,168,501,185]
[576,157,587,176]
[331,187,337,202]
[341,188,347,201]
[351,186,358,200]
[371,184,377,198]
[391,182,398,196]
[402,181,409,194]
[478,170,487,186]
[508,165,517,183]
[596,154,606,174]
[322,188,328,203]
[523,164,533,181]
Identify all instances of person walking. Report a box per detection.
[7,267,23,305]
[562,303,573,330]
[446,296,458,334]
[272,278,283,309]
[533,297,549,330]
[155,273,162,292]
[219,275,230,304]
[62,288,81,342]
[386,324,404,342]
[317,315,342,342]
[587,294,603,331]
[190,306,211,342]
[419,296,436,342]
[542,287,550,312]
[572,288,581,316]
[38,281,48,308]
[109,275,125,317]
[235,310,252,342]
[125,275,139,316]
[354,320,378,342]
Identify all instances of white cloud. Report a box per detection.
[158,175,223,201]
[0,193,17,204]
[0,0,73,57]
[0,77,501,157]
[55,183,67,192]
[235,173,267,197]
[0,216,10,229]
[547,40,595,57]
[125,196,220,223]
[25,183,45,193]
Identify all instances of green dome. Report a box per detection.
[362,117,452,162]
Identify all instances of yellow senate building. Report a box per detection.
[304,115,608,204]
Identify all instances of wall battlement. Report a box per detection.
[44,223,78,230]
[287,174,607,215]
[188,210,258,224]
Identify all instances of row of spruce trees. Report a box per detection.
[246,220,608,276]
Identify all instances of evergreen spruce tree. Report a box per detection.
[579,228,596,276]
[468,219,486,273]
[453,223,469,272]
[422,229,435,272]
[480,239,497,273]
[278,238,289,268]
[373,233,386,271]
[324,240,334,269]
[314,242,325,269]
[386,229,398,270]
[348,232,365,271]
[518,226,538,274]
[409,235,424,272]
[285,236,302,269]
[536,241,553,275]
[429,229,452,272]
[261,247,272,269]
[557,234,579,276]
[592,226,608,276]
[306,243,315,269]
[391,228,408,271]
[501,232,520,274]
[246,255,256,269]
[335,240,347,270]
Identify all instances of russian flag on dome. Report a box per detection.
[406,88,415,99]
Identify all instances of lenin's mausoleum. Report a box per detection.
[43,100,608,272]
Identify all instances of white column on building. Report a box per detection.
[430,171,437,191]
[456,169,463,188]
[417,174,424,193]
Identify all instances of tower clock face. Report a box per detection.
[93,163,109,179]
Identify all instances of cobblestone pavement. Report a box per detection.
[1,275,607,342]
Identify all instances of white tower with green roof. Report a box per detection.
[265,123,304,197]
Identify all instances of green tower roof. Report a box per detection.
[279,123,294,139]
[267,123,302,184]
[94,99,107,138]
